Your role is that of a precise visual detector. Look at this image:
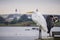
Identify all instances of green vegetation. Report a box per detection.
[0,14,60,27]
[0,19,60,27]
[54,20,60,27]
[0,21,36,26]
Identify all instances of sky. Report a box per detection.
[0,0,60,14]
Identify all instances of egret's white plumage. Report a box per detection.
[32,10,48,38]
[32,10,48,32]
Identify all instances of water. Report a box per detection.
[0,36,37,40]
[0,26,59,40]
[0,26,39,40]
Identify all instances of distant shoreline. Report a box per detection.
[0,26,38,27]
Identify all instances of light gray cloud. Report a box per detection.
[0,0,60,14]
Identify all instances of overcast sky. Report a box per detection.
[0,0,60,14]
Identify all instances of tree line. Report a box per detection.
[0,14,32,25]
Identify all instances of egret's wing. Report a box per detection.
[36,12,48,32]
[32,12,48,32]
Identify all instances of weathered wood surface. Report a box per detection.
[54,37,60,40]
[35,37,54,40]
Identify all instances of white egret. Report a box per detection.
[32,9,48,39]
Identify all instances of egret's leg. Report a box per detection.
[38,29,41,39]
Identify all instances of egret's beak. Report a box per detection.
[27,11,34,13]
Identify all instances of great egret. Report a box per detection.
[32,9,48,39]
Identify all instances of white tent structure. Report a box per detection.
[32,9,48,39]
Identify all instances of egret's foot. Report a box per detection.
[41,37,54,40]
[35,38,41,40]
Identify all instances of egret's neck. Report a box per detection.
[33,11,38,14]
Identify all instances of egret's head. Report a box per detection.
[36,9,38,12]
[32,9,39,13]
[27,9,39,14]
